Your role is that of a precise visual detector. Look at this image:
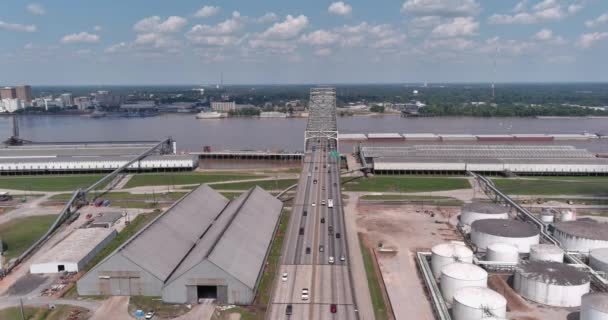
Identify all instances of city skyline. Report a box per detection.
[1,0,608,85]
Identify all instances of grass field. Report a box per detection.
[493,178,608,195]
[0,175,104,191]
[50,191,187,201]
[81,210,161,272]
[359,234,389,320]
[125,173,262,188]
[0,305,89,320]
[0,215,57,260]
[210,179,298,191]
[255,209,291,306]
[360,194,464,206]
[343,176,469,192]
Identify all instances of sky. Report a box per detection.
[1,0,608,85]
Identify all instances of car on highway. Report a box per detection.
[301,288,309,300]
[286,304,293,315]
[303,210,307,216]
[321,200,326,206]
[330,304,337,314]
[340,255,346,262]
[319,245,324,252]
[329,256,335,264]
[299,227,304,235]
[314,179,317,184]
[145,311,155,319]
[306,247,311,254]
[328,226,334,234]
[312,202,316,207]
[336,233,341,238]
[282,273,288,281]
[321,217,325,223]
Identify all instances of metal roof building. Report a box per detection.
[76,184,283,304]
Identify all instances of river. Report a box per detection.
[1,114,606,153]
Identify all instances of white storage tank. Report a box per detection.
[529,244,564,262]
[471,219,540,253]
[440,262,488,303]
[554,218,608,253]
[514,261,590,307]
[452,286,507,320]
[589,248,608,274]
[486,243,519,263]
[560,209,576,222]
[459,202,509,227]
[581,292,608,320]
[540,208,557,223]
[431,243,474,280]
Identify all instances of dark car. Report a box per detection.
[286,304,293,315]
[336,233,341,239]
[299,227,304,235]
[303,210,307,216]
[330,304,337,313]
[321,217,325,223]
[306,247,311,254]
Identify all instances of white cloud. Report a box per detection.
[61,32,100,44]
[401,0,480,17]
[586,13,608,28]
[489,0,582,24]
[188,12,243,35]
[409,16,442,29]
[372,35,406,48]
[256,12,278,24]
[93,25,103,32]
[513,1,528,13]
[432,17,478,37]
[533,28,566,44]
[315,48,332,56]
[133,16,188,33]
[300,30,339,46]
[578,32,608,48]
[24,43,34,50]
[194,6,220,18]
[187,12,246,46]
[0,20,37,32]
[105,42,129,53]
[135,33,180,48]
[328,2,352,16]
[424,37,475,50]
[27,3,46,15]
[260,15,309,39]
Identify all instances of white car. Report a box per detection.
[340,255,346,262]
[145,311,155,319]
[301,288,309,300]
[281,273,288,281]
[328,256,335,264]
[311,202,316,207]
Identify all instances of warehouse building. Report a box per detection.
[30,228,116,274]
[77,184,283,304]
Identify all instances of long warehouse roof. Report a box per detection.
[0,142,160,158]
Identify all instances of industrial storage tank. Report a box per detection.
[529,244,564,262]
[581,292,608,320]
[459,202,509,227]
[589,248,608,274]
[471,219,540,253]
[431,242,474,280]
[554,218,608,253]
[560,209,576,222]
[451,286,507,320]
[486,243,519,263]
[440,263,488,303]
[540,208,557,223]
[514,261,590,307]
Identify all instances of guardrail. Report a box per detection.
[415,251,452,320]
[470,171,608,292]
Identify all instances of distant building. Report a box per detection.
[74,96,93,110]
[260,111,288,118]
[398,101,426,116]
[0,87,16,99]
[0,99,25,113]
[15,85,32,102]
[60,93,73,107]
[120,101,157,111]
[211,101,236,112]
[93,91,124,107]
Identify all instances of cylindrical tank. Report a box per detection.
[440,263,488,303]
[431,243,474,280]
[540,208,556,223]
[459,202,509,227]
[514,261,590,307]
[560,209,576,222]
[486,243,519,263]
[554,218,608,253]
[581,292,608,320]
[452,286,507,320]
[471,219,540,253]
[590,248,608,274]
[529,244,564,262]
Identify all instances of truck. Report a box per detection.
[327,199,334,208]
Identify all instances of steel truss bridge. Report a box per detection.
[304,87,338,150]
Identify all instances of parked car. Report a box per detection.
[329,256,335,264]
[145,311,155,319]
[286,304,293,315]
[282,273,288,281]
[330,304,337,313]
[301,288,309,300]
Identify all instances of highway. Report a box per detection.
[267,137,358,320]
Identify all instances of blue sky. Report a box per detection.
[1,0,608,85]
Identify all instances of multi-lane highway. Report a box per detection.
[267,137,358,320]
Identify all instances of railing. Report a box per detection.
[415,251,452,320]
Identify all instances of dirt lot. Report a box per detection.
[348,193,462,320]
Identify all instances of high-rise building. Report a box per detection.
[15,85,32,102]
[211,101,236,112]
[74,96,93,110]
[0,99,25,113]
[0,87,16,99]
[60,93,73,106]
[93,91,124,107]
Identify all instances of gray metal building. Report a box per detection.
[77,184,283,304]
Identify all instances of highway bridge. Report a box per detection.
[267,88,359,319]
